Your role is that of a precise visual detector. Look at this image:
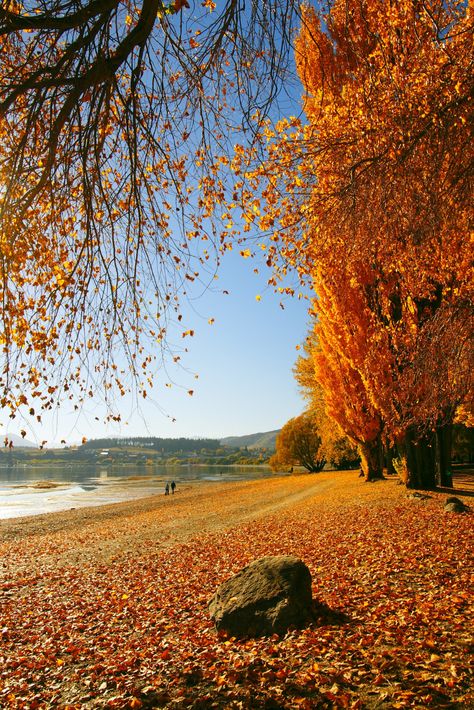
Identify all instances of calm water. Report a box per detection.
[0,465,274,519]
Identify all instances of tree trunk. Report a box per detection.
[378,442,386,476]
[436,422,453,488]
[358,437,384,481]
[404,427,436,490]
[386,445,397,475]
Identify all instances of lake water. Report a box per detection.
[0,465,274,519]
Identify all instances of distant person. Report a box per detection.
[165,482,170,495]
[171,480,176,494]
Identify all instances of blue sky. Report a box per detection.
[1,8,310,448]
[10,247,309,446]
[139,250,309,441]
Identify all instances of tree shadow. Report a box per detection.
[449,467,474,497]
[437,485,474,498]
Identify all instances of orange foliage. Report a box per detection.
[234,0,473,449]
[293,336,359,467]
[0,0,299,427]
[271,411,326,472]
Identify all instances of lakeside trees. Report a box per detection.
[270,412,326,472]
[236,0,473,488]
[2,0,471,485]
[289,336,360,471]
[81,435,220,452]
[270,407,359,473]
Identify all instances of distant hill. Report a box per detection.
[4,433,37,448]
[220,430,279,451]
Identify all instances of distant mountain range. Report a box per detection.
[4,433,37,448]
[220,430,279,451]
[3,430,280,451]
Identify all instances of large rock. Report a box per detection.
[208,555,313,637]
[444,496,467,513]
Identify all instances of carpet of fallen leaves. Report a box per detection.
[1,471,473,709]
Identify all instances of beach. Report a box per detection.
[1,472,350,570]
[0,466,275,521]
[1,471,472,709]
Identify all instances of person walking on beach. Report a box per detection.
[165,482,170,495]
[171,480,176,494]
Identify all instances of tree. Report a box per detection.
[237,0,473,488]
[293,333,360,470]
[0,0,303,423]
[270,411,326,473]
[294,302,384,481]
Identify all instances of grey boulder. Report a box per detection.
[444,496,467,513]
[208,555,313,637]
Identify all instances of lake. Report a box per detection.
[0,465,275,519]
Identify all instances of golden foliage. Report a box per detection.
[293,335,359,466]
[271,411,326,473]
[0,0,301,425]
[233,0,473,450]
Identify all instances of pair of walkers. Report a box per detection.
[164,480,176,496]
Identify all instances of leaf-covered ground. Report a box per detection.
[1,472,473,709]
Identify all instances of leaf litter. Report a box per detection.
[0,471,472,708]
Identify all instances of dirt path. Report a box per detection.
[0,472,379,575]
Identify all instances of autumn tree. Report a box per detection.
[293,333,360,471]
[0,0,304,427]
[236,0,473,489]
[270,411,326,472]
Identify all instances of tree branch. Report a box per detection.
[0,0,120,33]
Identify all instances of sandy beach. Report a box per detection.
[1,472,356,570]
[1,471,472,709]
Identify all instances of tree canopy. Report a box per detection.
[236,0,473,486]
[270,411,326,472]
[292,336,359,469]
[0,0,302,423]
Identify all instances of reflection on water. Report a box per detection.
[0,465,273,519]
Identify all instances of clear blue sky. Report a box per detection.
[3,23,309,448]
[10,247,309,446]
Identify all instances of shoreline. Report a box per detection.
[0,466,276,521]
[0,472,355,553]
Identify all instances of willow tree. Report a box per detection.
[0,0,302,425]
[235,0,473,488]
